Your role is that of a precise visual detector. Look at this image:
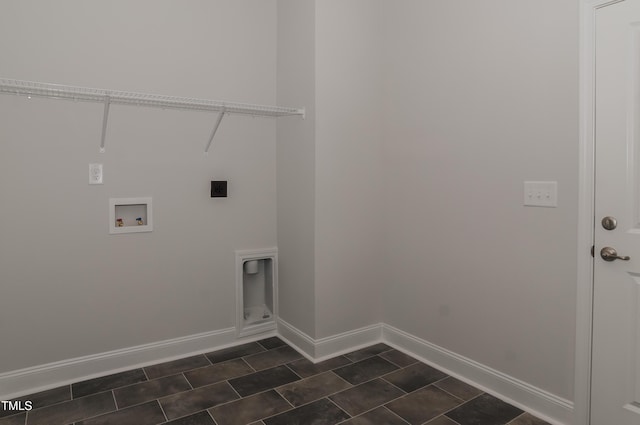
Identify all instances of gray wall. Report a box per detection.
[380,1,579,400]
[276,0,578,401]
[276,0,317,338]
[0,0,579,404]
[0,0,278,372]
[314,0,385,338]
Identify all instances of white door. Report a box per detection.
[593,1,640,423]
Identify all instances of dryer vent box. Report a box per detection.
[211,181,227,198]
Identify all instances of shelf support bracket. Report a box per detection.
[100,95,111,153]
[204,107,226,153]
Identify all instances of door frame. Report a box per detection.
[577,1,627,424]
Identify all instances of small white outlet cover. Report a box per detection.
[89,163,103,185]
[524,181,557,207]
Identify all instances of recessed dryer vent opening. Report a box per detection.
[236,248,278,338]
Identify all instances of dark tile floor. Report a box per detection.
[0,337,551,425]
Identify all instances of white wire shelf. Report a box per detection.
[0,78,305,152]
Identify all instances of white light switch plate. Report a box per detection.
[89,163,103,185]
[524,181,557,207]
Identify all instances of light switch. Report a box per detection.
[524,181,557,207]
[89,163,103,185]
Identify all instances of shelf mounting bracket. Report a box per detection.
[204,107,226,153]
[100,95,111,153]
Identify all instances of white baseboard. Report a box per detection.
[0,327,247,400]
[276,318,317,360]
[278,319,573,425]
[314,323,383,361]
[0,320,574,425]
[276,319,383,362]
[382,324,573,425]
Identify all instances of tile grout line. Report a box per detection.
[205,408,217,424]
[0,411,25,422]
[156,408,214,424]
[174,363,213,377]
[129,378,239,418]
[390,387,467,425]
[206,354,301,425]
[147,359,212,381]
[282,362,302,381]
[155,399,168,423]
[267,358,405,418]
[209,389,293,425]
[67,369,150,402]
[380,354,419,369]
[425,414,463,425]
[326,370,354,389]
[20,389,120,425]
[181,372,194,390]
[328,360,457,425]
[110,390,118,411]
[255,367,355,422]
[217,363,302,405]
[9,339,547,425]
[240,357,257,373]
[268,390,296,422]
[267,370,360,411]
[326,397,352,422]
[17,343,297,424]
[343,344,395,363]
[203,352,213,366]
[505,411,529,425]
[224,378,244,401]
[155,354,297,421]
[377,378,414,403]
[431,377,472,404]
[12,385,75,418]
[242,351,304,372]
[379,405,412,425]
[257,397,339,425]
[271,380,296,410]
[334,402,411,425]
[181,357,259,392]
[428,392,487,424]
[116,379,196,411]
[332,354,402,385]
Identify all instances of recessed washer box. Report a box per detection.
[109,197,153,234]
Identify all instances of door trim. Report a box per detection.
[576,3,596,423]
[577,1,627,424]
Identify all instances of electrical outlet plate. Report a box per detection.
[89,163,103,185]
[524,181,557,207]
